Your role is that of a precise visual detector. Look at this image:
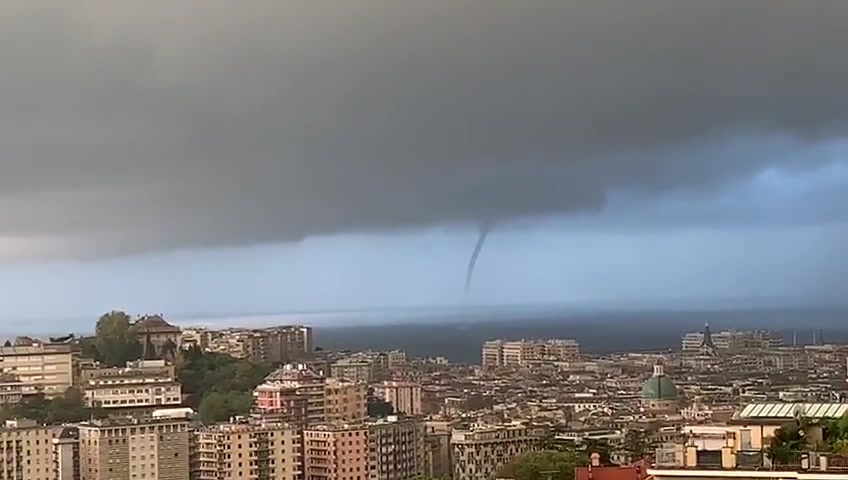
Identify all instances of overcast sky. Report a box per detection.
[3,1,848,325]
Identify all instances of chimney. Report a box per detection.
[591,452,601,467]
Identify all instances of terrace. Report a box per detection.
[649,445,848,480]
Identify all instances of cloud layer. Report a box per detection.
[3,0,848,258]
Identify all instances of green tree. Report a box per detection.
[9,387,94,425]
[177,348,271,421]
[199,391,253,423]
[767,424,805,465]
[498,450,587,480]
[95,311,143,366]
[823,414,848,453]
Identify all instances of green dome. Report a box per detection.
[641,375,678,400]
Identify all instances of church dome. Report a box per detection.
[641,362,678,400]
[641,375,679,400]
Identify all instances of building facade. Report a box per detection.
[0,373,41,404]
[481,339,580,368]
[330,359,375,383]
[53,426,81,480]
[190,420,302,480]
[374,381,422,416]
[132,315,182,360]
[367,416,425,480]
[303,424,369,480]
[80,359,182,411]
[206,326,313,364]
[0,419,58,480]
[325,379,368,424]
[253,364,367,427]
[423,421,452,479]
[78,415,190,480]
[451,424,545,480]
[681,328,783,352]
[0,341,75,397]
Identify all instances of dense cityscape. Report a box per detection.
[0,312,847,480]
[5,2,848,480]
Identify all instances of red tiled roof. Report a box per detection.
[575,460,651,480]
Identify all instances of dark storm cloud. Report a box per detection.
[3,0,848,257]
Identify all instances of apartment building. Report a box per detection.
[386,350,407,368]
[78,414,190,480]
[207,326,313,364]
[681,328,783,352]
[0,419,58,480]
[0,341,75,397]
[374,381,422,416]
[367,416,425,480]
[481,339,580,368]
[179,328,211,351]
[266,325,314,363]
[330,352,391,383]
[325,378,368,424]
[330,359,376,383]
[253,364,366,426]
[481,341,503,368]
[190,420,302,480]
[80,359,182,411]
[304,424,368,480]
[0,373,41,404]
[254,364,328,425]
[451,424,545,480]
[423,421,452,479]
[53,426,81,480]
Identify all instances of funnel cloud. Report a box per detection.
[465,225,492,294]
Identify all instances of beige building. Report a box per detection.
[0,373,41,404]
[386,350,407,368]
[451,424,545,480]
[304,424,369,480]
[481,341,503,368]
[78,414,190,480]
[206,326,313,364]
[681,328,783,352]
[326,378,368,424]
[330,359,375,383]
[368,416,425,480]
[481,339,580,368]
[179,328,211,351]
[0,419,58,480]
[190,419,302,480]
[423,421,452,479]
[374,381,422,416]
[0,341,75,397]
[80,359,182,411]
[650,402,848,479]
[53,426,81,480]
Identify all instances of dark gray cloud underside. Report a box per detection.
[2,0,848,257]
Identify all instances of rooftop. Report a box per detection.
[736,403,848,420]
[133,315,180,332]
[652,447,848,474]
